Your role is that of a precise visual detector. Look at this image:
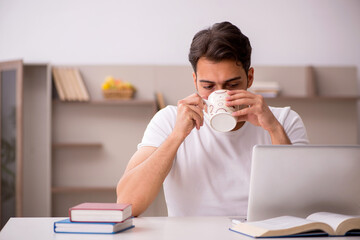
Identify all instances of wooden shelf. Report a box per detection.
[265,96,360,101]
[52,143,103,148]
[52,99,157,106]
[51,186,115,194]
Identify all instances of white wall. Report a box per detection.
[1,0,360,136]
[0,0,359,67]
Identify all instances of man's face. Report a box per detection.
[193,57,254,99]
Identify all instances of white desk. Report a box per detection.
[1,217,359,240]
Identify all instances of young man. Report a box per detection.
[116,22,309,217]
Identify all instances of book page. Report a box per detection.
[248,216,314,230]
[306,212,358,233]
[231,216,334,237]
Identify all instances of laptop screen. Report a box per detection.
[247,145,360,221]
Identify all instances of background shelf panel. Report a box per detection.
[51,186,115,193]
[265,96,360,101]
[53,99,157,106]
[11,62,358,219]
[52,143,103,148]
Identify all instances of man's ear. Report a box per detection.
[193,72,198,90]
[247,67,254,88]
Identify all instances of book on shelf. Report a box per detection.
[58,67,73,100]
[74,68,90,101]
[52,67,66,101]
[54,217,134,234]
[230,212,360,238]
[65,68,78,101]
[69,202,132,222]
[249,81,280,98]
[155,92,166,110]
[52,67,90,102]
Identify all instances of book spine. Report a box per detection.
[74,69,90,101]
[70,69,83,101]
[64,68,76,101]
[57,67,70,101]
[68,209,73,222]
[52,68,66,101]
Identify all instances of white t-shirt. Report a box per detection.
[138,105,309,217]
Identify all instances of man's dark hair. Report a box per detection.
[188,21,252,74]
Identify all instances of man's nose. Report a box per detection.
[214,85,224,91]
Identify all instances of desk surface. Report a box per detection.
[1,216,359,240]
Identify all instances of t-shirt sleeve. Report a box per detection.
[137,105,177,149]
[276,107,309,145]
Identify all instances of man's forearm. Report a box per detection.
[116,132,185,216]
[268,121,291,145]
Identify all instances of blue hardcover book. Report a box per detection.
[54,218,134,234]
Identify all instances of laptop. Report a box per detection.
[247,145,360,221]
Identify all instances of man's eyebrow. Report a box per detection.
[198,80,215,84]
[198,76,242,83]
[225,76,242,82]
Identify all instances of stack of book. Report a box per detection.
[52,67,90,102]
[249,81,280,98]
[54,202,134,234]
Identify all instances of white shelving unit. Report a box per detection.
[51,98,158,216]
[1,61,358,218]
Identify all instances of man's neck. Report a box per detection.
[232,121,246,131]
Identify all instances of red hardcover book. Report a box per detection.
[69,202,132,222]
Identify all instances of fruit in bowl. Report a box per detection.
[101,76,136,91]
[102,76,136,99]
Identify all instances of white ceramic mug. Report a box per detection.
[203,89,240,132]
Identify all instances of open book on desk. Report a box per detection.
[230,212,360,238]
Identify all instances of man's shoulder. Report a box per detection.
[152,105,178,122]
[268,106,301,122]
[269,106,291,115]
[162,105,177,112]
[158,105,177,116]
